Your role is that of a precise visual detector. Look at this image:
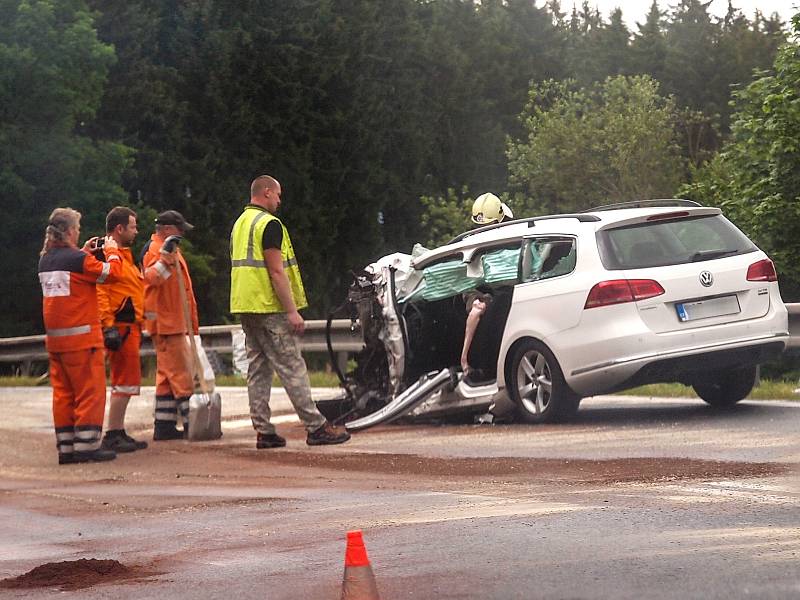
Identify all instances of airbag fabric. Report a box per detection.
[481,248,520,284]
[420,260,480,301]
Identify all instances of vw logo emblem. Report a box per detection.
[699,271,714,287]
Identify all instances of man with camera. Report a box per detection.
[96,206,148,453]
[39,207,122,464]
[142,210,198,440]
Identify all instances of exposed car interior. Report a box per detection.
[402,286,514,384]
[401,244,520,384]
[400,238,578,384]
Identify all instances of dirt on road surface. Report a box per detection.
[3,389,800,599]
[0,559,161,591]
[0,419,791,519]
[230,445,789,483]
[2,418,790,483]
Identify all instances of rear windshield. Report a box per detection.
[597,214,757,270]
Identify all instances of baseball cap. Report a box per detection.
[155,210,194,231]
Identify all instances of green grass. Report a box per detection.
[1,373,797,399]
[620,380,799,400]
[0,375,42,387]
[618,383,696,397]
[0,371,342,388]
[213,371,341,388]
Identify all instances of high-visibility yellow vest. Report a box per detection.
[229,205,308,314]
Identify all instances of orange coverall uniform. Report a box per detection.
[97,247,145,395]
[142,234,199,429]
[38,244,122,459]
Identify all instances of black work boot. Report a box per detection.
[74,448,117,463]
[256,433,287,449]
[122,430,148,450]
[58,453,78,465]
[153,421,183,441]
[306,421,351,446]
[101,429,138,453]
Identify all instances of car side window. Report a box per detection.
[480,247,522,284]
[521,237,576,282]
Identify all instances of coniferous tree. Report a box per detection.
[663,0,723,114]
[597,8,632,77]
[631,0,667,81]
[564,2,607,85]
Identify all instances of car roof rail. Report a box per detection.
[448,213,601,245]
[582,198,702,212]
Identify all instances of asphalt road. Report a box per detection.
[1,386,799,599]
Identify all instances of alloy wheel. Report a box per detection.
[516,349,552,416]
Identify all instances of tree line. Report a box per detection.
[0,0,796,338]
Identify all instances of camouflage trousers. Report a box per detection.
[239,313,326,435]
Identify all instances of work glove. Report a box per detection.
[103,327,122,351]
[162,235,183,254]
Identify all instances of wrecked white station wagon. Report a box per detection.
[320,200,789,431]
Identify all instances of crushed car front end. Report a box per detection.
[321,237,523,430]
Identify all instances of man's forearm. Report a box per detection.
[269,268,298,314]
[144,259,173,286]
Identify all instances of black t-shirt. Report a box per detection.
[262,220,283,251]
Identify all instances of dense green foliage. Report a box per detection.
[0,0,131,335]
[419,189,473,249]
[0,0,793,336]
[684,12,800,299]
[507,75,683,214]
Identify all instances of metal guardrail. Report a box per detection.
[0,320,364,375]
[3,305,800,375]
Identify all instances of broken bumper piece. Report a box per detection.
[344,368,460,432]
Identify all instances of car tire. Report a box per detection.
[508,339,580,424]
[692,365,757,408]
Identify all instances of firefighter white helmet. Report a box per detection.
[471,193,513,225]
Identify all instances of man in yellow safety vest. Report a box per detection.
[229,175,350,448]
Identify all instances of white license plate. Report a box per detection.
[675,295,740,322]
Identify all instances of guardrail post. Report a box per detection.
[336,351,348,375]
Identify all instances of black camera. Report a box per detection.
[96,237,105,248]
[162,235,183,253]
[103,327,122,350]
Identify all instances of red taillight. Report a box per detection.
[629,279,666,300]
[584,279,665,309]
[746,259,778,282]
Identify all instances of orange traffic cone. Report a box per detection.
[340,530,380,600]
